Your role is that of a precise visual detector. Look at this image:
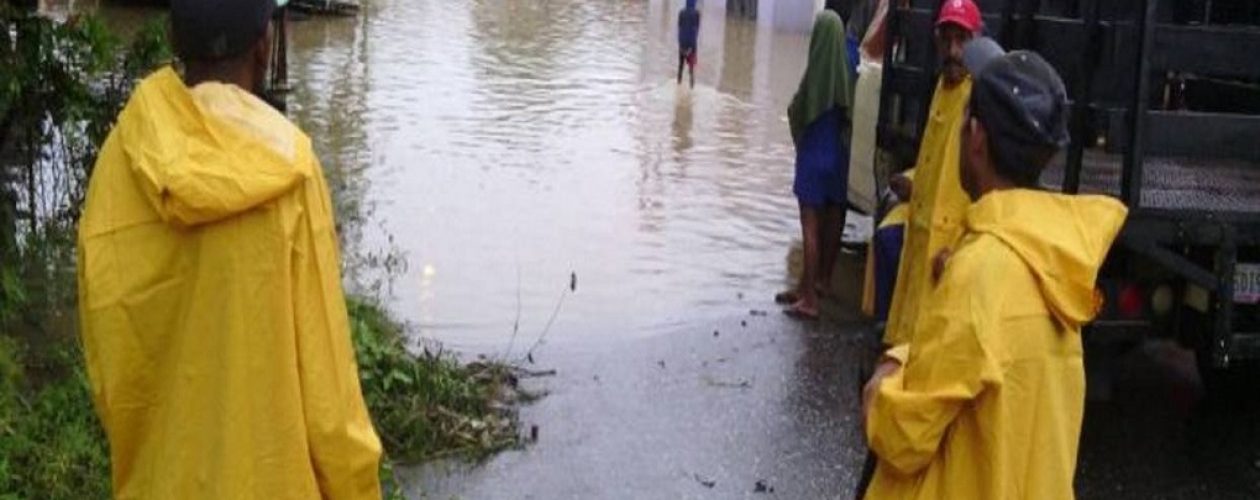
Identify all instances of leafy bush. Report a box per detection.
[1,9,173,332]
[349,298,525,465]
[0,341,110,500]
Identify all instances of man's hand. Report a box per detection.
[889,175,914,202]
[862,357,903,424]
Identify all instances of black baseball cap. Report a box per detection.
[962,37,1069,186]
[171,0,289,62]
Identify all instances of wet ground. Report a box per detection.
[398,254,1260,499]
[401,255,880,499]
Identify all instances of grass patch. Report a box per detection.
[0,338,111,500]
[349,298,533,465]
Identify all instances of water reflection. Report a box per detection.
[283,7,405,298]
[278,0,816,348]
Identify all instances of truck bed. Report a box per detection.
[1041,150,1260,214]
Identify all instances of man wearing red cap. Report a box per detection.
[881,0,982,349]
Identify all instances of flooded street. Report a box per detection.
[277,1,1259,498]
[88,1,1260,498]
[285,0,817,350]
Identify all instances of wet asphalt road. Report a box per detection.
[400,255,1260,499]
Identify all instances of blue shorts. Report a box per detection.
[793,108,849,207]
[873,223,904,322]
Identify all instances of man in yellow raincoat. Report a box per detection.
[77,1,382,498]
[881,0,982,346]
[862,38,1127,499]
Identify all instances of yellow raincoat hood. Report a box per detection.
[115,68,308,226]
[966,189,1128,327]
[78,67,381,499]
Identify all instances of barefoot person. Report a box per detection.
[780,10,855,320]
[677,0,701,88]
[77,0,381,497]
[862,38,1127,499]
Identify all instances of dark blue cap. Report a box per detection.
[963,37,1070,184]
[171,0,286,61]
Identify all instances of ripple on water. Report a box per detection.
[285,0,815,347]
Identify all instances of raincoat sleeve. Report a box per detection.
[865,252,1002,475]
[291,152,383,500]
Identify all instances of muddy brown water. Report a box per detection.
[279,0,821,351]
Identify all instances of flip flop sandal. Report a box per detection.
[776,285,829,305]
[783,304,820,321]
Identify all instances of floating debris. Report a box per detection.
[754,479,775,493]
[703,375,752,389]
[694,473,717,488]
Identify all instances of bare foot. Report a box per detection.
[783,300,820,321]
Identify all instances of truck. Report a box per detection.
[874,0,1260,394]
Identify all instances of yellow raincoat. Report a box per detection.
[883,78,972,346]
[865,190,1127,499]
[78,67,382,499]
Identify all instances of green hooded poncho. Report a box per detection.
[788,10,855,145]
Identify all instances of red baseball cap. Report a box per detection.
[937,0,982,33]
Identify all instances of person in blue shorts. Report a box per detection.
[779,10,855,320]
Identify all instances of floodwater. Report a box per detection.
[284,0,823,350]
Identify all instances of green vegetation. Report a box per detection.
[0,339,110,500]
[351,298,530,465]
[0,9,530,500]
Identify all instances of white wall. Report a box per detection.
[758,0,823,34]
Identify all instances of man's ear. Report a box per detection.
[254,29,272,69]
[968,117,987,158]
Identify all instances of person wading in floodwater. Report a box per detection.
[777,10,855,320]
[76,0,382,497]
[677,0,701,88]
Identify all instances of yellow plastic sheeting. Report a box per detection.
[865,190,1127,499]
[78,67,381,499]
